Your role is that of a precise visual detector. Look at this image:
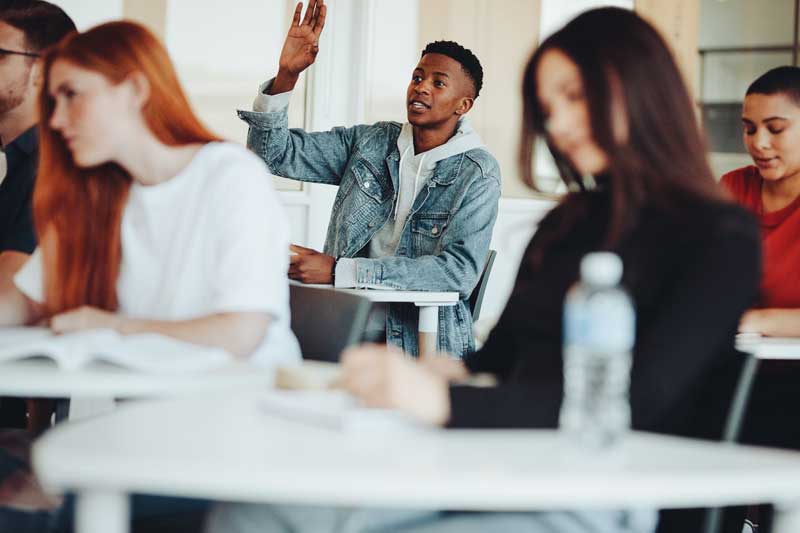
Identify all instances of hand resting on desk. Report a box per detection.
[339,344,452,426]
[288,244,335,284]
[739,308,800,337]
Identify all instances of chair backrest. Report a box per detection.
[289,284,372,363]
[469,249,497,322]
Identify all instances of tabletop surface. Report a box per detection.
[736,335,800,360]
[302,284,459,304]
[0,359,276,398]
[33,390,800,511]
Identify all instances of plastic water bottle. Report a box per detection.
[560,252,635,449]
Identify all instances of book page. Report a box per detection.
[0,328,120,370]
[0,328,232,374]
[0,327,53,348]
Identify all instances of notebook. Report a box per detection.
[0,327,233,374]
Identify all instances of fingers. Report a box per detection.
[313,1,326,36]
[301,0,317,26]
[289,244,316,254]
[291,2,302,26]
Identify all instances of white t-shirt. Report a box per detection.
[15,142,300,367]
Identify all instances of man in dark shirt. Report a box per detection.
[0,1,75,429]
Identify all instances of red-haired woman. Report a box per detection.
[0,21,300,365]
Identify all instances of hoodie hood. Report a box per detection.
[396,116,485,172]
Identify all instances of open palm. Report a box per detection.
[279,0,327,76]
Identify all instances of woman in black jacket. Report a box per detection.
[342,7,759,442]
[207,7,760,533]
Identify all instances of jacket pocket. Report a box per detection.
[349,156,386,203]
[411,213,450,254]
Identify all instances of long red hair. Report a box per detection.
[36,21,219,315]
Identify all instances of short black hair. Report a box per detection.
[0,0,76,52]
[746,66,800,107]
[421,40,483,98]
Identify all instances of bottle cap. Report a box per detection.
[580,252,623,286]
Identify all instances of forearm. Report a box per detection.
[269,69,299,94]
[238,107,353,186]
[742,308,800,337]
[118,312,271,359]
[343,252,481,297]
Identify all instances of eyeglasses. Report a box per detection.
[0,47,40,58]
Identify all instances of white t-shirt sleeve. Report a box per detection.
[209,149,290,318]
[14,248,44,304]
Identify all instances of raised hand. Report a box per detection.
[271,0,327,94]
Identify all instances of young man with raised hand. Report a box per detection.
[237,0,501,358]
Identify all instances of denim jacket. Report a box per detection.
[237,107,501,357]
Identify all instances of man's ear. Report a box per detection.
[125,71,151,110]
[29,59,43,90]
[454,96,474,116]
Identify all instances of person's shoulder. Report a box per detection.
[369,121,402,133]
[348,121,402,159]
[463,148,501,182]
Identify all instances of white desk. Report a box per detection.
[304,284,459,355]
[32,391,800,533]
[0,359,275,419]
[736,336,800,360]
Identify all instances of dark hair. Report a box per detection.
[746,66,800,106]
[520,7,725,252]
[422,40,483,98]
[0,0,76,52]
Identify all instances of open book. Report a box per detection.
[0,327,233,374]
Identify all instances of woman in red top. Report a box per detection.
[722,66,800,336]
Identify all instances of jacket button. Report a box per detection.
[368,221,376,228]
[364,181,373,189]
[431,226,439,235]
